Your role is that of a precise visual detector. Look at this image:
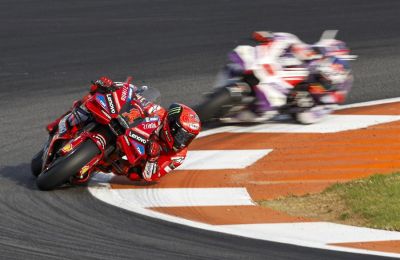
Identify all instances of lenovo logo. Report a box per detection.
[128,131,147,145]
[106,94,116,114]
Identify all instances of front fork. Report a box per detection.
[60,131,108,180]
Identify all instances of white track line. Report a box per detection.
[103,187,254,207]
[89,177,400,259]
[223,222,400,244]
[197,126,239,138]
[179,150,272,170]
[89,97,400,258]
[198,99,400,137]
[229,115,400,133]
[198,115,400,135]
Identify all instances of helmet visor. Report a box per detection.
[172,125,195,150]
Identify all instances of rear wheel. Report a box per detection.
[36,139,100,191]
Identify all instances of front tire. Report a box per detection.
[36,140,100,191]
[295,105,333,124]
[31,149,44,177]
[194,87,238,123]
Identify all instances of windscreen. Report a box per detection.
[138,86,161,104]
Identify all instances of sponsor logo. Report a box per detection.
[143,122,157,130]
[188,123,200,131]
[122,108,141,124]
[168,106,181,116]
[134,143,145,155]
[96,94,108,110]
[128,131,147,145]
[181,112,200,122]
[145,116,159,123]
[79,165,90,175]
[181,112,200,131]
[61,143,73,153]
[121,85,129,101]
[106,93,116,114]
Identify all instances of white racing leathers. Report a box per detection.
[234,33,310,119]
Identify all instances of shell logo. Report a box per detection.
[61,144,73,153]
[80,165,90,175]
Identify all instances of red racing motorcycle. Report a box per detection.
[31,80,162,190]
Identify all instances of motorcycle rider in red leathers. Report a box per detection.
[46,77,201,184]
[128,101,201,182]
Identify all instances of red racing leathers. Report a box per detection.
[125,103,188,182]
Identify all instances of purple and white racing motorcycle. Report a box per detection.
[194,31,356,124]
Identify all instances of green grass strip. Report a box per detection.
[259,173,400,231]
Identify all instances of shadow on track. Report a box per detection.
[0,164,39,190]
[0,163,88,191]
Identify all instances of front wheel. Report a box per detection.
[194,87,241,123]
[31,149,44,177]
[36,139,100,191]
[295,105,333,124]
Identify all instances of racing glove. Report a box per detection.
[90,76,115,93]
[142,161,159,181]
[142,138,161,181]
[147,138,161,161]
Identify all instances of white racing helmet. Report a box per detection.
[316,57,350,87]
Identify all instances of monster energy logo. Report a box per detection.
[168,107,181,115]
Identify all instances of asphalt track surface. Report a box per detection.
[1,0,400,259]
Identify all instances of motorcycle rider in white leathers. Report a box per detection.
[232,31,354,123]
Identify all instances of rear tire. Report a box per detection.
[31,149,44,177]
[36,140,100,191]
[194,87,237,123]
